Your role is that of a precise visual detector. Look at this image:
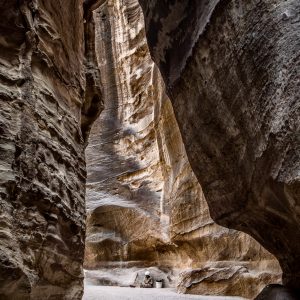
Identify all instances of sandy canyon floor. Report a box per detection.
[83,285,247,300]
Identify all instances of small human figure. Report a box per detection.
[140,271,153,288]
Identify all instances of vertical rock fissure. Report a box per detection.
[82,1,104,144]
[138,0,300,293]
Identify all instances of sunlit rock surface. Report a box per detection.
[0,1,102,299]
[84,0,281,298]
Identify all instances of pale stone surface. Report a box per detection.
[84,0,281,299]
[83,286,247,300]
[84,267,178,288]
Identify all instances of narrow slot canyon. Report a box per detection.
[83,0,281,298]
[0,0,299,300]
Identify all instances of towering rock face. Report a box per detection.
[84,0,281,298]
[138,0,300,291]
[0,1,102,299]
[0,0,294,298]
[85,0,169,267]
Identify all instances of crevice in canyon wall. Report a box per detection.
[138,0,300,295]
[0,1,103,299]
[84,0,283,298]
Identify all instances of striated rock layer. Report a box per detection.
[84,0,281,298]
[0,1,102,299]
[138,0,300,293]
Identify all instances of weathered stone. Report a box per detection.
[85,0,168,268]
[0,1,102,298]
[84,0,281,298]
[177,264,281,298]
[0,0,296,298]
[138,0,300,292]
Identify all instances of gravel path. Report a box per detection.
[83,285,247,300]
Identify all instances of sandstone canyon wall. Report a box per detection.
[84,0,281,298]
[0,1,102,299]
[138,0,300,293]
[0,0,296,299]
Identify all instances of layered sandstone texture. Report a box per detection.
[84,0,281,298]
[0,1,102,299]
[138,0,300,292]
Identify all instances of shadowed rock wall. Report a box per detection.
[0,0,102,298]
[138,0,300,291]
[84,0,281,298]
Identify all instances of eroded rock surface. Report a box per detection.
[84,0,281,298]
[0,0,294,298]
[0,1,102,299]
[138,0,300,291]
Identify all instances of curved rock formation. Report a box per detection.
[85,0,170,268]
[138,0,300,291]
[84,0,281,298]
[0,1,102,298]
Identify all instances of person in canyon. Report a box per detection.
[140,271,153,288]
